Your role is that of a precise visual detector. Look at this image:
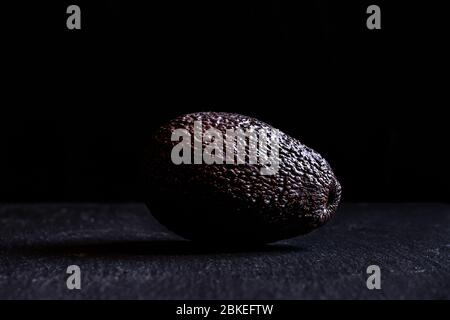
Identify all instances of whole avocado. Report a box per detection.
[143,112,341,244]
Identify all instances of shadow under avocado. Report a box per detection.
[5,239,303,258]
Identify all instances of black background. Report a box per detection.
[1,1,448,203]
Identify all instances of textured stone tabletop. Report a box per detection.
[0,203,449,299]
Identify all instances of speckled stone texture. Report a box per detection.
[143,112,341,243]
[0,203,449,299]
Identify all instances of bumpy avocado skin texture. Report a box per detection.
[143,112,341,244]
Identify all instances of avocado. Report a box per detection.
[143,112,341,244]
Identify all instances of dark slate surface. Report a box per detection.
[0,203,449,300]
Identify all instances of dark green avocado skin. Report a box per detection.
[143,112,341,244]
